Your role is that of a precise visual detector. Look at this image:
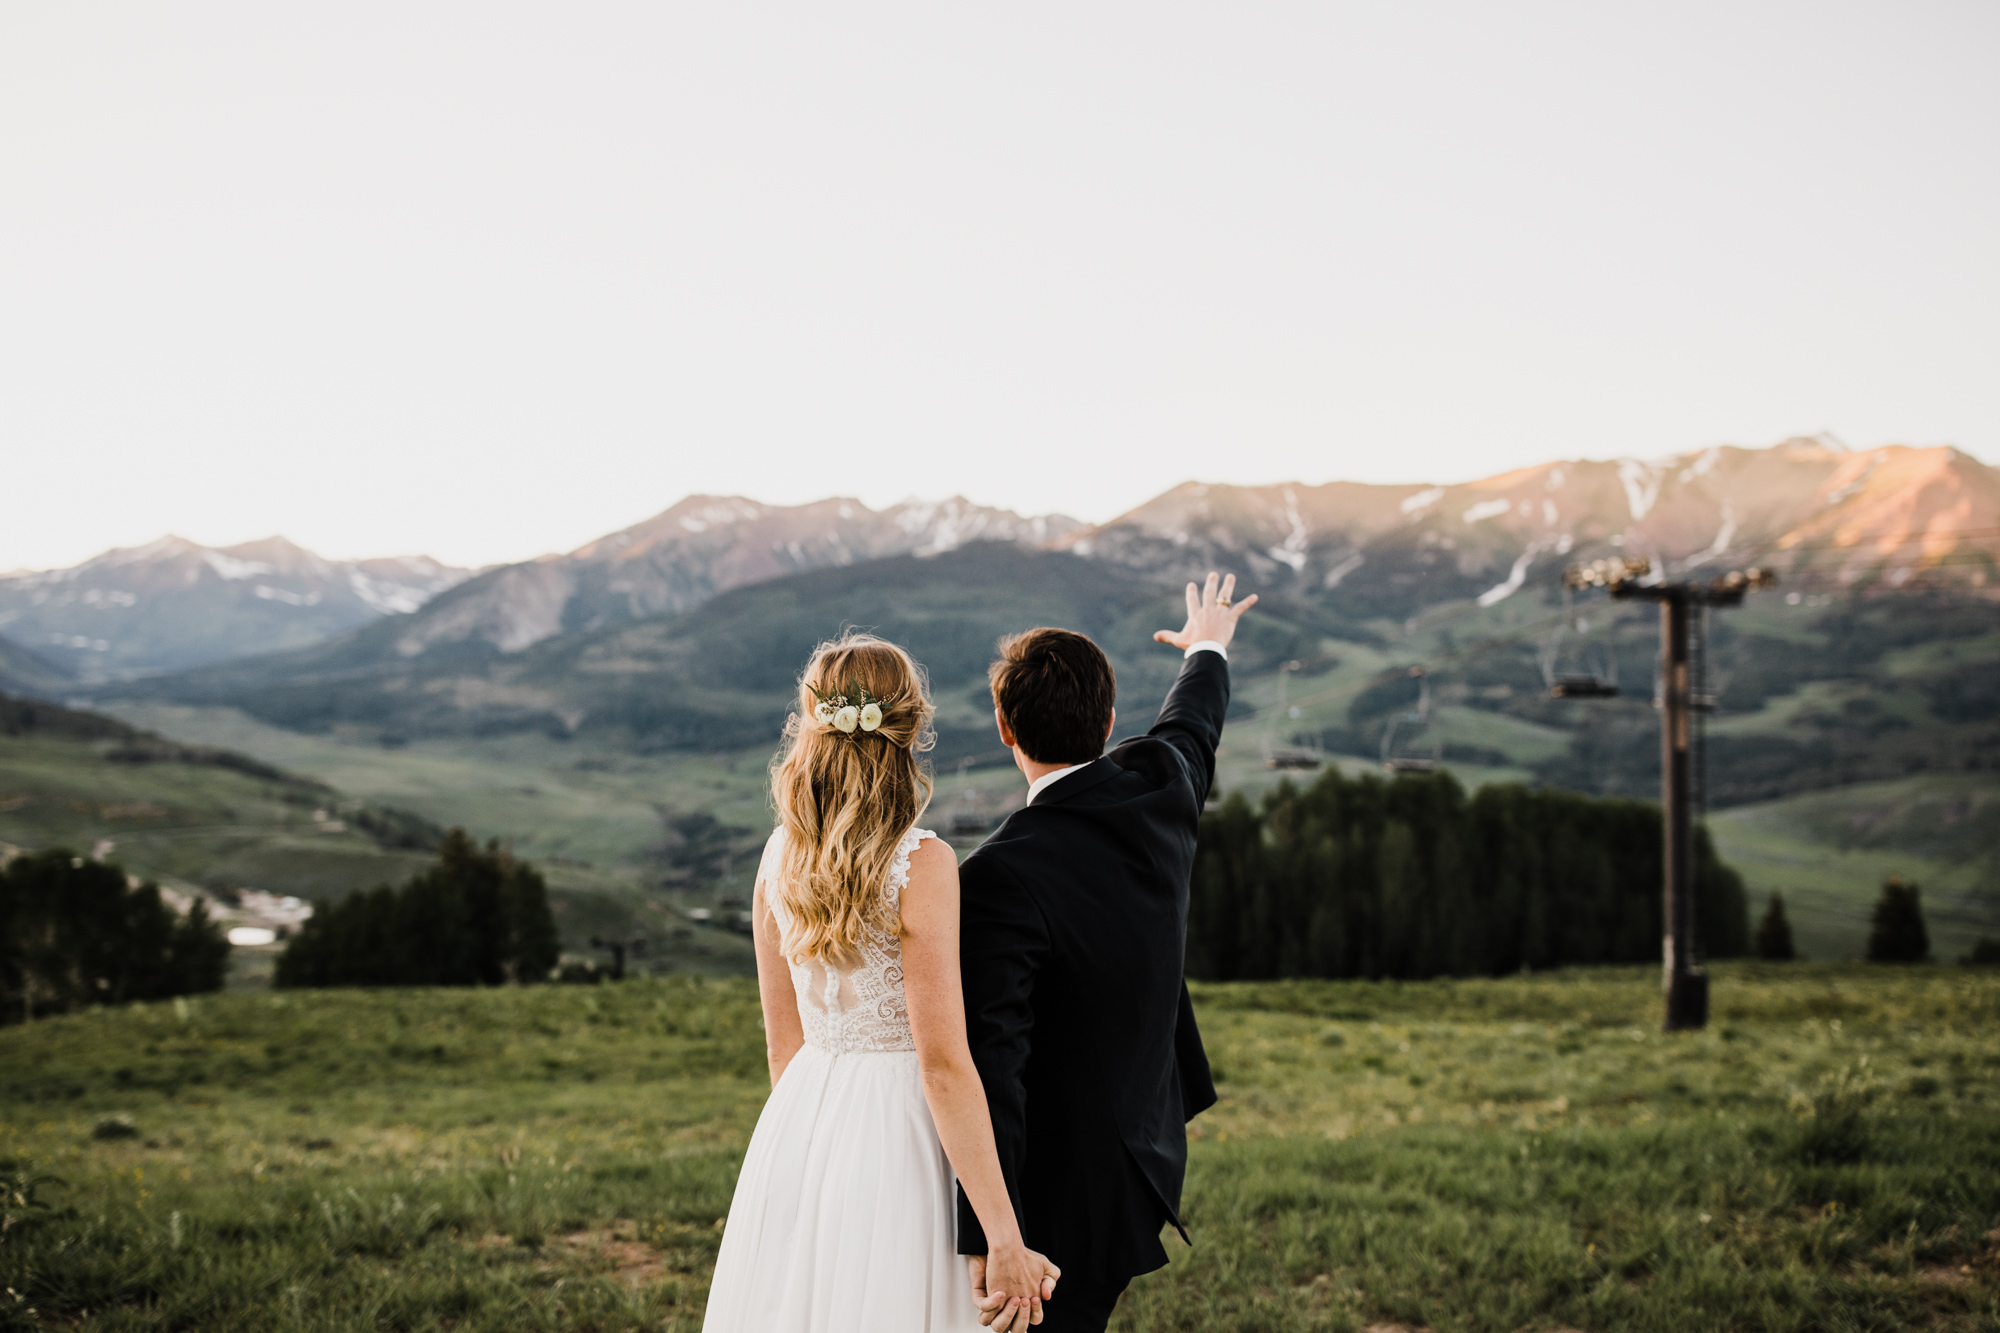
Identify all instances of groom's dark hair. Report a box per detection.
[989,628,1117,765]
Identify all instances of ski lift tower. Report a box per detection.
[1566,556,1777,1032]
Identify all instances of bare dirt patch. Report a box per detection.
[556,1226,670,1288]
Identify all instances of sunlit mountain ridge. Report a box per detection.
[4,437,1993,702]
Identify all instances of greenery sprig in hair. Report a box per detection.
[807,676,886,735]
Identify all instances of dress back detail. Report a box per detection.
[759,825,934,1054]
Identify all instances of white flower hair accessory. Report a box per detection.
[808,678,887,735]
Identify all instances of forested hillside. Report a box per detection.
[1189,768,1749,981]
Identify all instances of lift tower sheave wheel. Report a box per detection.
[1570,557,1775,1034]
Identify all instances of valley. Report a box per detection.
[3,436,1998,976]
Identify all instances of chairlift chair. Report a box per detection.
[1264,658,1324,770]
[1380,666,1441,773]
[1541,586,1620,699]
[946,757,993,836]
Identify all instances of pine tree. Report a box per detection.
[1186,771,1753,982]
[1753,892,1796,961]
[1866,877,1929,963]
[0,850,229,1021]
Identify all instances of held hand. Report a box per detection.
[970,1247,1060,1330]
[1153,570,1257,653]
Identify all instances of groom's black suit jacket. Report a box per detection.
[955,648,1223,1284]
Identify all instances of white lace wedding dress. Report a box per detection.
[702,825,984,1332]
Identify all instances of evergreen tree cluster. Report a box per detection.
[1187,769,1751,981]
[274,829,560,988]
[0,850,230,1022]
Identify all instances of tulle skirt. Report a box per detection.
[702,1045,985,1332]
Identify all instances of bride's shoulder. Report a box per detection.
[902,830,957,878]
[754,826,787,883]
[896,831,957,928]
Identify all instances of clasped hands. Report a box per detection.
[968,1243,1061,1331]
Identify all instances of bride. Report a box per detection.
[702,634,1061,1333]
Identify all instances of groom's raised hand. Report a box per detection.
[1152,570,1257,653]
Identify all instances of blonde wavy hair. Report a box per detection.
[768,633,936,963]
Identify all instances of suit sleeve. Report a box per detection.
[955,854,1050,1255]
[1146,649,1231,807]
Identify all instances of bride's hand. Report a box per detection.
[970,1245,1060,1330]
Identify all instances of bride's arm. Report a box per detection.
[751,881,805,1088]
[901,838,1058,1332]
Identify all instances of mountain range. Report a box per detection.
[0,537,473,685]
[6,435,1996,760]
[385,495,1084,659]
[44,435,1981,803]
[337,434,2000,669]
[1064,436,1999,609]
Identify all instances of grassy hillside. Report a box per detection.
[0,694,429,897]
[0,631,71,696]
[1707,775,2000,963]
[106,704,2000,973]
[2,966,1994,1331]
[0,697,756,980]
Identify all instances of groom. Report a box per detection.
[958,572,1256,1332]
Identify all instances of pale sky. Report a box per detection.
[3,2,1996,572]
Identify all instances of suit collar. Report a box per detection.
[1029,755,1122,806]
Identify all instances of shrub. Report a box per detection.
[1964,937,2000,966]
[1865,877,1929,963]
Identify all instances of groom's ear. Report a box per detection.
[1104,709,1115,744]
[995,707,1019,750]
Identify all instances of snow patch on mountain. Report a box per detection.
[1679,502,1739,571]
[1680,447,1722,481]
[1264,487,1311,572]
[1322,551,1365,588]
[201,550,276,581]
[1617,459,1665,520]
[1477,538,1559,607]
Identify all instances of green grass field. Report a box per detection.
[3,965,1996,1331]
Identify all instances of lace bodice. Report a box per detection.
[758,826,935,1054]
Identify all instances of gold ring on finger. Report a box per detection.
[1217,597,1231,607]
